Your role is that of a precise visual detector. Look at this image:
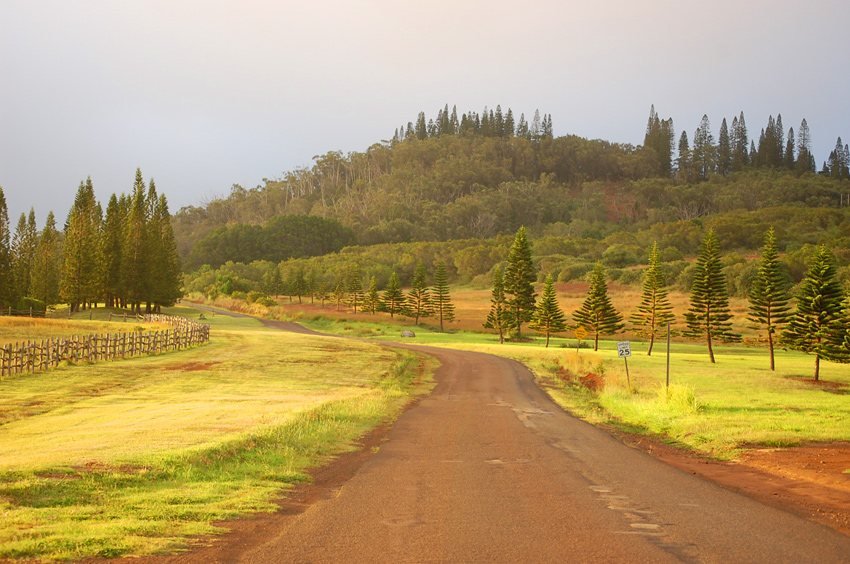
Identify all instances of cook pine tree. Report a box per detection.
[530,274,567,348]
[629,241,674,356]
[30,211,62,307]
[346,266,364,313]
[431,261,455,332]
[381,272,405,318]
[503,226,537,339]
[747,227,792,371]
[782,246,848,380]
[572,262,624,351]
[407,264,432,324]
[0,186,12,308]
[483,267,509,344]
[365,276,381,314]
[685,229,740,363]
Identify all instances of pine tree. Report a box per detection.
[630,241,675,355]
[677,131,692,181]
[101,194,124,308]
[717,118,731,176]
[573,263,623,351]
[414,112,427,140]
[406,263,431,324]
[381,272,405,318]
[0,186,10,309]
[121,170,149,313]
[692,115,716,180]
[30,211,61,307]
[796,119,815,174]
[431,261,455,332]
[782,246,847,380]
[61,178,102,312]
[151,194,182,310]
[333,278,346,311]
[364,276,381,314]
[731,111,749,171]
[11,212,37,304]
[483,267,509,344]
[346,265,364,313]
[530,274,567,347]
[503,226,537,339]
[747,227,792,371]
[784,127,796,169]
[747,227,791,370]
[685,229,741,362]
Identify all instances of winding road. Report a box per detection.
[166,311,850,562]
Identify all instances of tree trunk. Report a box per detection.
[768,330,775,371]
[814,354,820,381]
[594,330,599,351]
[707,330,716,364]
[647,333,655,356]
[545,332,550,348]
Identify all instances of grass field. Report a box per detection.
[0,306,432,560]
[0,316,166,346]
[278,309,850,460]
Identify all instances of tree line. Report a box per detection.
[0,169,182,314]
[391,104,554,142]
[482,227,849,380]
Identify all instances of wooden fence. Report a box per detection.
[0,315,210,379]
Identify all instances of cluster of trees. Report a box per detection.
[391,104,554,142]
[0,170,181,314]
[480,226,849,379]
[261,261,457,332]
[175,103,850,267]
[645,106,847,181]
[186,215,353,269]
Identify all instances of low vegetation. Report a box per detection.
[0,306,432,560]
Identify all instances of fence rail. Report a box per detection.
[0,315,210,379]
[0,307,46,318]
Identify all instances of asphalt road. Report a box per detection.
[172,309,850,562]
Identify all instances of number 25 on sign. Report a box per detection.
[617,341,632,391]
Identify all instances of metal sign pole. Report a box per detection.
[666,322,671,391]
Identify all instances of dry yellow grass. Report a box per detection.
[0,316,165,346]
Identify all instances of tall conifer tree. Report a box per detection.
[782,246,847,380]
[381,272,405,318]
[530,275,567,347]
[346,265,364,313]
[573,262,624,351]
[0,187,12,308]
[484,267,509,344]
[630,241,675,355]
[717,118,731,175]
[406,263,431,324]
[748,227,792,371]
[30,211,61,306]
[503,226,537,339]
[685,229,740,362]
[365,276,380,314]
[431,261,455,332]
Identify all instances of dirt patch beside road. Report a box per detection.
[625,436,850,535]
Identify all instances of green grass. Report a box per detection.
[290,313,850,460]
[0,305,433,560]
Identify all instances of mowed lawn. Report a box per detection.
[0,307,430,560]
[292,313,850,460]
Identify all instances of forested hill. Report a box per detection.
[174,105,850,269]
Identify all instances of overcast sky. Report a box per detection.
[2,0,849,224]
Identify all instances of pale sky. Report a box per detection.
[2,0,849,224]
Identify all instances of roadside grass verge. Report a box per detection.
[284,312,850,460]
[0,306,433,560]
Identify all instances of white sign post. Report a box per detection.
[617,341,632,391]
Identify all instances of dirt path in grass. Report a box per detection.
[131,308,850,562]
